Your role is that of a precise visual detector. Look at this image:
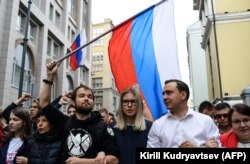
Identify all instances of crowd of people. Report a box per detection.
[0,60,250,163]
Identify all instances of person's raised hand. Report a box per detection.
[46,60,61,80]
[15,92,32,105]
[21,92,32,101]
[63,90,73,98]
[59,96,71,106]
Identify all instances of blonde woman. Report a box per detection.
[113,88,152,164]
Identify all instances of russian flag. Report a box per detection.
[69,29,87,71]
[108,0,181,120]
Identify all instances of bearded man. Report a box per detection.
[39,60,119,164]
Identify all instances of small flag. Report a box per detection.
[69,29,87,71]
[108,0,181,120]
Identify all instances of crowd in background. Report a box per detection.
[0,60,250,164]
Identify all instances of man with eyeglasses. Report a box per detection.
[214,102,232,134]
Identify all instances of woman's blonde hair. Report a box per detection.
[115,88,146,131]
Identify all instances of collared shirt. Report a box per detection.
[147,108,221,148]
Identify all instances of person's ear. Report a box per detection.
[180,91,187,100]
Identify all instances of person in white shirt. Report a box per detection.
[147,79,220,148]
[0,107,31,163]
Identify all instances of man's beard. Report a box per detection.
[75,105,93,115]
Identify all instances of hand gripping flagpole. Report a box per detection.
[55,0,166,64]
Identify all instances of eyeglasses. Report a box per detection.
[31,105,39,109]
[231,118,250,127]
[122,99,136,106]
[214,114,228,119]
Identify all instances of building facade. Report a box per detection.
[0,0,91,110]
[91,19,120,113]
[193,0,250,102]
[187,21,209,110]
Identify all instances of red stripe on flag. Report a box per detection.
[108,20,138,93]
[69,42,78,71]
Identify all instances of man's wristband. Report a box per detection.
[43,79,53,85]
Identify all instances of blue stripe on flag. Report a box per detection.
[131,7,167,120]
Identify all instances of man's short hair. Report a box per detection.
[164,79,190,100]
[198,101,214,113]
[71,84,94,101]
[214,102,231,111]
[98,108,108,114]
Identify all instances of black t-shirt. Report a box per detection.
[42,103,120,162]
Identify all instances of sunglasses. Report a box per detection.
[214,114,228,119]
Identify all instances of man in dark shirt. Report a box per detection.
[39,60,119,164]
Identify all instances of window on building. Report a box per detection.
[63,76,74,93]
[92,52,103,72]
[94,91,103,110]
[47,37,52,55]
[28,21,37,40]
[49,4,54,21]
[11,44,33,93]
[16,12,26,32]
[55,11,61,28]
[17,11,38,40]
[47,36,61,59]
[67,0,72,13]
[92,28,104,46]
[67,26,70,40]
[49,4,61,30]
[92,78,103,89]
[71,30,75,42]
[67,0,76,18]
[81,68,88,84]
[16,12,37,41]
[53,42,60,58]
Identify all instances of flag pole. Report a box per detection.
[56,0,166,64]
[56,28,113,63]
[18,0,32,98]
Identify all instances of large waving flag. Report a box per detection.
[69,29,87,71]
[108,0,181,120]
